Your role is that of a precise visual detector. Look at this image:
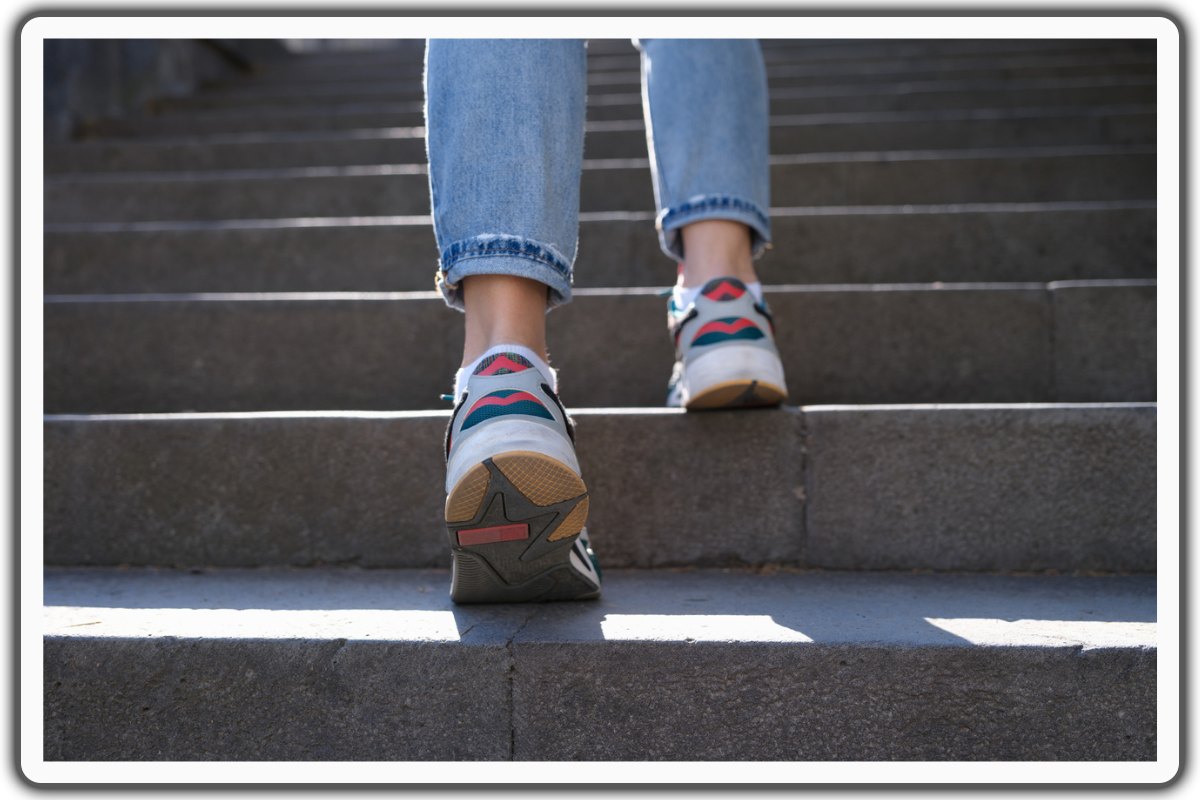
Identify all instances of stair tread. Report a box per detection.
[45,565,1156,648]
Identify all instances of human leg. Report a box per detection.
[425,39,600,602]
[636,38,786,408]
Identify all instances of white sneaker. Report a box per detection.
[444,352,601,603]
[666,278,788,409]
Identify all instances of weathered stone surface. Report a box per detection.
[45,405,1154,572]
[511,569,1157,760]
[767,284,1054,404]
[79,81,1156,139]
[804,403,1157,571]
[44,284,1068,412]
[43,567,1156,761]
[46,111,1153,174]
[43,152,1154,224]
[44,413,453,568]
[572,409,804,568]
[43,206,1154,294]
[43,409,802,569]
[44,567,526,760]
[43,295,464,413]
[1053,280,1157,401]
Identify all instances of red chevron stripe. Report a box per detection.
[469,391,544,412]
[695,318,758,337]
[477,355,531,376]
[703,279,746,300]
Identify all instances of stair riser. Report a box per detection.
[804,405,1157,571]
[43,207,1157,294]
[226,42,1149,84]
[78,84,1156,138]
[42,284,1155,413]
[44,636,1155,761]
[44,637,515,760]
[46,114,1155,174]
[149,59,1155,113]
[43,405,1156,571]
[43,154,1156,223]
[43,411,803,570]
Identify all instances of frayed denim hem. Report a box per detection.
[657,194,772,262]
[436,234,574,312]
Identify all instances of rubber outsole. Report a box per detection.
[445,451,597,604]
[685,379,787,410]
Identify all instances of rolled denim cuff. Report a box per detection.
[435,234,574,312]
[656,194,773,262]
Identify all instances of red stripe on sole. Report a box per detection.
[458,523,530,546]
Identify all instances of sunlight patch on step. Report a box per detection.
[44,606,464,642]
[600,614,813,643]
[925,618,1156,649]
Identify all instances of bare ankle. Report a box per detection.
[461,274,550,366]
[678,219,758,288]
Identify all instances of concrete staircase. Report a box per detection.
[43,39,1157,761]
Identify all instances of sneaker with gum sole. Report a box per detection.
[666,277,788,409]
[444,352,601,603]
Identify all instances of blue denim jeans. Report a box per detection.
[425,39,771,311]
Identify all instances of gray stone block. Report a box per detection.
[146,83,426,112]
[44,284,1068,412]
[760,205,1157,285]
[43,567,1157,761]
[804,403,1157,571]
[769,151,1155,208]
[767,284,1054,404]
[43,206,1155,295]
[43,169,437,224]
[43,152,1154,224]
[48,112,1153,175]
[572,409,804,568]
[511,569,1157,760]
[44,413,453,568]
[44,223,445,295]
[43,408,802,569]
[46,134,432,175]
[44,567,526,760]
[78,81,1156,139]
[765,82,1156,118]
[1053,280,1157,401]
[81,106,428,139]
[764,57,1154,91]
[43,296,465,413]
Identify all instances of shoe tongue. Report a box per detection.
[473,352,536,377]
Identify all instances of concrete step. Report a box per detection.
[42,281,1155,414]
[43,403,1156,571]
[755,38,1152,62]
[43,146,1155,224]
[229,41,1144,85]
[42,201,1157,294]
[77,76,1154,139]
[144,50,1154,115]
[46,106,1155,174]
[43,566,1156,760]
[583,52,1156,96]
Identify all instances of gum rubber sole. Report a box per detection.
[445,451,597,604]
[685,379,787,410]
